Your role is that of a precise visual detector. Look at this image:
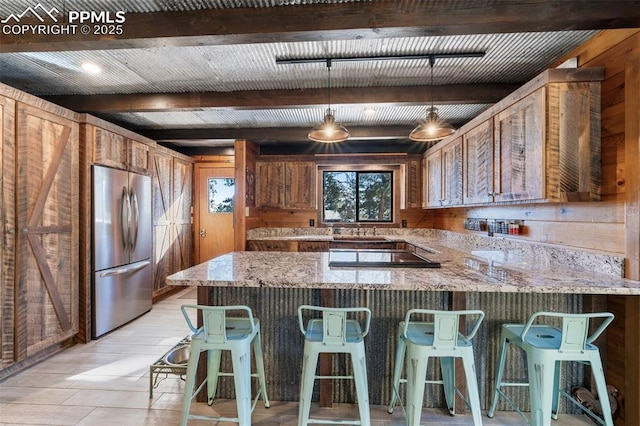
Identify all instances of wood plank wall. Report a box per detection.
[433,30,639,425]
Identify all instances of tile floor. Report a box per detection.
[0,289,594,425]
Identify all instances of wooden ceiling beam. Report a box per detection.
[43,83,519,112]
[140,125,452,143]
[2,1,639,52]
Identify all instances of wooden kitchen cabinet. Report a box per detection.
[152,146,194,299]
[256,161,285,208]
[441,137,463,206]
[463,119,494,205]
[127,138,152,175]
[424,150,442,208]
[1,85,80,378]
[256,160,316,209]
[285,161,316,209]
[91,126,152,175]
[15,102,79,358]
[493,88,545,202]
[424,137,463,207]
[172,156,194,273]
[297,240,330,252]
[425,68,602,208]
[405,158,422,208]
[247,240,297,251]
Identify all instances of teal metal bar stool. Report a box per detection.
[297,305,372,426]
[179,304,270,426]
[387,309,485,426]
[488,311,615,426]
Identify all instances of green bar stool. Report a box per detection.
[387,309,485,426]
[179,304,270,426]
[297,305,372,426]
[487,311,615,426]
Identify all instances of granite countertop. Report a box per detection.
[167,236,640,295]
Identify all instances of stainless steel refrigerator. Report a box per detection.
[92,165,153,338]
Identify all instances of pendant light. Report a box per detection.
[308,59,350,143]
[409,56,456,142]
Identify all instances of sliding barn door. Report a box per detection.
[15,103,78,358]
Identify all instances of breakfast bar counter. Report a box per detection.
[167,234,640,412]
[167,240,640,295]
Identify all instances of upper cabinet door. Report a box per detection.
[405,158,422,209]
[494,87,545,202]
[463,119,494,205]
[424,149,442,207]
[441,137,463,207]
[285,161,316,209]
[92,127,127,170]
[255,161,285,209]
[127,138,152,175]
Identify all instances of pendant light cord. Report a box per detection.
[429,56,435,111]
[326,59,332,112]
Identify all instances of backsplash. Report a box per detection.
[247,227,625,278]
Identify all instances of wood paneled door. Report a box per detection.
[15,102,79,359]
[194,164,235,264]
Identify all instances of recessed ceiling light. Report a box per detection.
[364,108,376,115]
[81,62,102,74]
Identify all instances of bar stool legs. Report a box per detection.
[388,309,485,426]
[297,305,372,426]
[488,311,615,426]
[179,305,270,426]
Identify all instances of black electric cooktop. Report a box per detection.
[328,249,441,268]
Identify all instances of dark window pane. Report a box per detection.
[322,170,393,223]
[358,172,392,221]
[323,171,356,222]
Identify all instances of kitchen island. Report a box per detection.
[167,237,640,412]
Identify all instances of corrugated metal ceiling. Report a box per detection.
[0,32,596,95]
[0,0,611,148]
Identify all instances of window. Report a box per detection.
[322,171,392,223]
[208,178,235,213]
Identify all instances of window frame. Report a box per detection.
[318,164,401,226]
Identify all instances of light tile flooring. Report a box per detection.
[0,289,593,425]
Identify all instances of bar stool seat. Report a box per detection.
[388,309,485,426]
[297,305,372,426]
[488,311,615,426]
[179,304,270,426]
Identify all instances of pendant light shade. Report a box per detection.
[308,59,349,143]
[409,106,456,142]
[410,57,456,142]
[308,108,350,143]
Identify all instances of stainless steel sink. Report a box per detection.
[332,236,388,241]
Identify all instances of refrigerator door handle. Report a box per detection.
[100,268,128,278]
[120,186,130,251]
[129,260,150,272]
[130,187,139,251]
[99,260,151,278]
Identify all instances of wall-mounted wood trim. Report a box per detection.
[623,53,640,426]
